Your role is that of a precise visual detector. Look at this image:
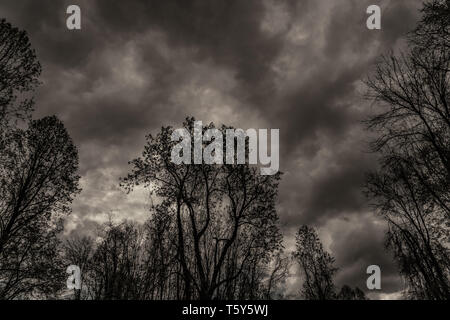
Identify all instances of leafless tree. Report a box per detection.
[0,116,80,299]
[264,251,290,299]
[294,225,367,300]
[0,18,40,128]
[63,236,94,299]
[122,117,284,300]
[82,221,149,300]
[294,225,337,300]
[365,0,450,299]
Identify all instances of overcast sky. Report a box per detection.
[1,0,425,299]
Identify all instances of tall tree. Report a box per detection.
[365,0,450,299]
[64,217,179,300]
[122,117,283,300]
[0,116,80,299]
[1,18,41,192]
[294,225,337,300]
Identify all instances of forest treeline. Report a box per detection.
[0,0,449,300]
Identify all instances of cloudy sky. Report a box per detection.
[1,0,425,299]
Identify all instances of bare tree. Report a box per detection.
[63,236,94,299]
[122,117,283,300]
[412,0,450,50]
[0,116,80,299]
[1,18,42,206]
[294,225,337,300]
[366,163,450,299]
[264,251,290,299]
[294,225,368,300]
[0,18,40,127]
[365,0,450,299]
[64,216,179,300]
[83,221,149,300]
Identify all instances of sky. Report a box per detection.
[0,0,425,299]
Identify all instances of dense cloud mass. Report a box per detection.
[0,0,424,298]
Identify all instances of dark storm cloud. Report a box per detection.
[274,0,421,154]
[301,151,376,224]
[327,213,402,296]
[0,0,424,298]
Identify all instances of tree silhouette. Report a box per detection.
[82,221,148,300]
[0,18,40,127]
[63,236,94,300]
[1,18,42,215]
[122,117,283,300]
[413,0,450,50]
[0,116,80,299]
[294,225,337,300]
[365,0,450,299]
[0,18,80,300]
[294,225,367,300]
